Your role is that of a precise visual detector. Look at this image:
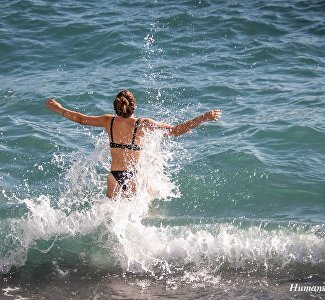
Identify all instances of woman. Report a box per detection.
[47,90,222,198]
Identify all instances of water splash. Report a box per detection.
[0,128,324,278]
[0,129,180,274]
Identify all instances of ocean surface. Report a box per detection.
[0,0,325,299]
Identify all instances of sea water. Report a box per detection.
[0,0,324,299]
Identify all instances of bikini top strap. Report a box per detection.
[110,117,115,143]
[131,118,140,145]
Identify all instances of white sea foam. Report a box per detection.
[0,129,324,276]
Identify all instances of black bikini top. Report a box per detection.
[110,117,142,151]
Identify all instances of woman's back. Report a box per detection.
[107,116,143,171]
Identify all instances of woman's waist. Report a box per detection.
[110,160,138,171]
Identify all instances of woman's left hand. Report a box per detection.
[47,99,63,114]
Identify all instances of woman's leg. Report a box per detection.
[106,173,119,198]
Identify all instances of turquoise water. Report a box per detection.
[1,0,325,298]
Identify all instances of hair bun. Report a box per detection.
[121,97,129,106]
[114,90,136,118]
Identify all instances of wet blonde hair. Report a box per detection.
[113,90,136,118]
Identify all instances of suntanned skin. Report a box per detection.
[46,98,222,198]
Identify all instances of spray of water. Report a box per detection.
[0,129,180,273]
[0,128,324,277]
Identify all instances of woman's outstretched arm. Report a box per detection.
[46,99,111,127]
[144,109,222,136]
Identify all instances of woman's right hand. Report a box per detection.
[203,109,222,121]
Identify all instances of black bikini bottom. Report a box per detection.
[111,171,134,191]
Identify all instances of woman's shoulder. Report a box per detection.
[139,117,153,123]
[102,114,115,121]
[138,117,156,127]
[138,117,172,131]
